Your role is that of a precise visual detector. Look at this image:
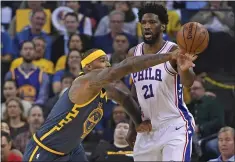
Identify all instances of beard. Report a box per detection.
[143,32,160,45]
[23,57,33,63]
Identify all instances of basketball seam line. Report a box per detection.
[182,26,187,52]
[189,23,198,53]
[194,31,208,53]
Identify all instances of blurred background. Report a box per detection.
[1,1,235,162]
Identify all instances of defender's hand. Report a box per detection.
[126,128,137,148]
[135,120,152,133]
[177,53,197,71]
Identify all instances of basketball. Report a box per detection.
[176,22,209,54]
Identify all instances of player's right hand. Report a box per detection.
[136,120,152,133]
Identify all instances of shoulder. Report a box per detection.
[127,46,137,57]
[168,41,178,52]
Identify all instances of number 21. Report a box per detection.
[142,84,154,99]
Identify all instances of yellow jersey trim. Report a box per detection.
[29,146,39,162]
[33,134,65,155]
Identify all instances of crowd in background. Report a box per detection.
[1,1,235,162]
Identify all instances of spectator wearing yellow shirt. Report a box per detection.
[10,37,54,75]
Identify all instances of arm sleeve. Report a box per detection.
[35,73,50,105]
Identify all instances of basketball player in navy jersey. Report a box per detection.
[23,47,194,161]
[126,3,197,161]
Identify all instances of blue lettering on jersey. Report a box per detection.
[132,68,162,83]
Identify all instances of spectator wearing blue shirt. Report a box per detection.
[1,31,13,62]
[13,9,52,59]
[5,41,49,106]
[93,10,138,54]
[1,31,14,90]
[209,127,235,162]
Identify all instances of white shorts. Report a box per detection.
[133,118,194,161]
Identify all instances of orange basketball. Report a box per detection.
[176,22,209,54]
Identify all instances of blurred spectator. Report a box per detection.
[12,9,52,59]
[0,121,23,158]
[14,105,44,154]
[52,49,81,94]
[102,105,128,142]
[44,72,75,118]
[93,10,137,54]
[8,1,44,37]
[188,80,224,158]
[52,12,89,64]
[55,33,90,72]
[109,33,129,62]
[109,34,132,89]
[1,121,10,134]
[10,37,54,75]
[1,131,22,162]
[5,41,49,105]
[1,31,13,62]
[66,1,92,36]
[209,127,235,162]
[1,31,14,87]
[3,97,29,139]
[190,1,234,36]
[91,120,133,162]
[185,1,208,10]
[1,80,32,118]
[95,1,138,36]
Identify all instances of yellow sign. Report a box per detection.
[16,9,51,33]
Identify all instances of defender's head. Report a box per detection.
[138,2,168,44]
[81,49,110,72]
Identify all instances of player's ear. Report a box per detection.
[85,64,92,71]
[161,24,166,32]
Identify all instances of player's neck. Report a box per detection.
[144,37,165,53]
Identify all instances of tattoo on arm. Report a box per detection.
[88,52,174,89]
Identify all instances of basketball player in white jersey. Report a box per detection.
[126,3,197,161]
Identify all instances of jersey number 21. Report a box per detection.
[142,84,154,99]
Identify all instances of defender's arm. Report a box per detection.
[105,82,142,127]
[169,46,196,88]
[88,47,177,89]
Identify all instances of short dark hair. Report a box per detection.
[116,119,129,126]
[1,131,12,143]
[64,12,78,22]
[61,72,75,82]
[31,9,46,18]
[21,41,35,50]
[138,2,169,25]
[33,36,46,44]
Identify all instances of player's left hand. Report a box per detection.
[135,120,152,133]
[177,53,197,71]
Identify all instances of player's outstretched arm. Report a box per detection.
[87,48,179,89]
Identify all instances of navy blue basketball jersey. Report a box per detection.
[11,67,42,102]
[34,86,108,154]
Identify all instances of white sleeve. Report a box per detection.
[83,17,92,36]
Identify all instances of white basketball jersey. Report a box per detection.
[131,41,194,128]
